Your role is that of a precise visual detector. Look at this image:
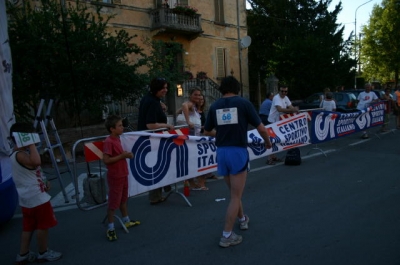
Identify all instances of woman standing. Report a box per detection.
[176,87,205,190]
[176,87,202,136]
[137,77,174,205]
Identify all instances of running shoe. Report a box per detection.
[239,215,250,230]
[107,229,117,241]
[37,249,62,263]
[219,231,243,248]
[124,220,141,228]
[15,251,36,265]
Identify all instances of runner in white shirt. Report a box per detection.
[356,83,379,139]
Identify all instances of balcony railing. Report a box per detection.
[150,8,203,38]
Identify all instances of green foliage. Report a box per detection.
[361,0,400,86]
[172,4,198,16]
[144,38,186,90]
[247,0,356,99]
[7,0,147,126]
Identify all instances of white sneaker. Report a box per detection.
[219,231,243,247]
[37,249,62,262]
[15,251,37,264]
[239,215,250,230]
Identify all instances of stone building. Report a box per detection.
[85,0,250,98]
[15,0,250,142]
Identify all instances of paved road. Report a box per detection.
[1,125,399,265]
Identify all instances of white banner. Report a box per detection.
[122,113,310,196]
[0,0,15,157]
[0,0,18,224]
[1,0,15,188]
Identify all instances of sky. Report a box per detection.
[329,0,382,39]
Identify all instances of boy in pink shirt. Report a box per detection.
[103,115,140,241]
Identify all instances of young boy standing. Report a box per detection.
[10,123,62,264]
[103,115,140,241]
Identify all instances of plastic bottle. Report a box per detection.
[183,181,190,197]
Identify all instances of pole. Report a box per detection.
[236,0,243,97]
[354,0,373,89]
[258,71,261,108]
[358,33,363,73]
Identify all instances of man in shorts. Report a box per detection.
[204,76,272,247]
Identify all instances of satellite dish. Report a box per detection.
[240,36,252,49]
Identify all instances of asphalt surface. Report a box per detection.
[1,120,400,265]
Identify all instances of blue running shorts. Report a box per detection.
[216,146,249,176]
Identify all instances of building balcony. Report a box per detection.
[150,8,203,40]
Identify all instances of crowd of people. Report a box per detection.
[9,77,400,263]
[132,76,272,247]
[259,83,400,140]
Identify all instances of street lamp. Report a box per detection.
[354,0,373,89]
[236,0,243,97]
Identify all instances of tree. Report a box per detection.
[247,0,355,99]
[7,0,147,127]
[361,0,400,86]
[144,38,187,89]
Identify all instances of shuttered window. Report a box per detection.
[216,47,226,78]
[214,0,224,23]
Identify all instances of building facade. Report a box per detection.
[84,0,250,98]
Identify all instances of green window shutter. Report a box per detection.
[214,0,224,23]
[216,47,226,78]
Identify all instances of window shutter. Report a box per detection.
[214,0,224,23]
[216,47,226,78]
[179,0,188,5]
[219,0,224,22]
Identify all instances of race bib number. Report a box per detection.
[12,132,40,148]
[216,108,238,125]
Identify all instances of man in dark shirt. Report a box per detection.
[204,76,272,247]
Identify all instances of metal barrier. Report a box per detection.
[71,125,190,211]
[72,134,108,211]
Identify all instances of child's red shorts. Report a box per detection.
[22,201,58,232]
[107,176,128,210]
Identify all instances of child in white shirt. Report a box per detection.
[321,92,336,112]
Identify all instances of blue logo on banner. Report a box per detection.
[248,133,267,156]
[130,135,189,186]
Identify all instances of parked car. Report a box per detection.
[379,90,393,99]
[296,92,357,113]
